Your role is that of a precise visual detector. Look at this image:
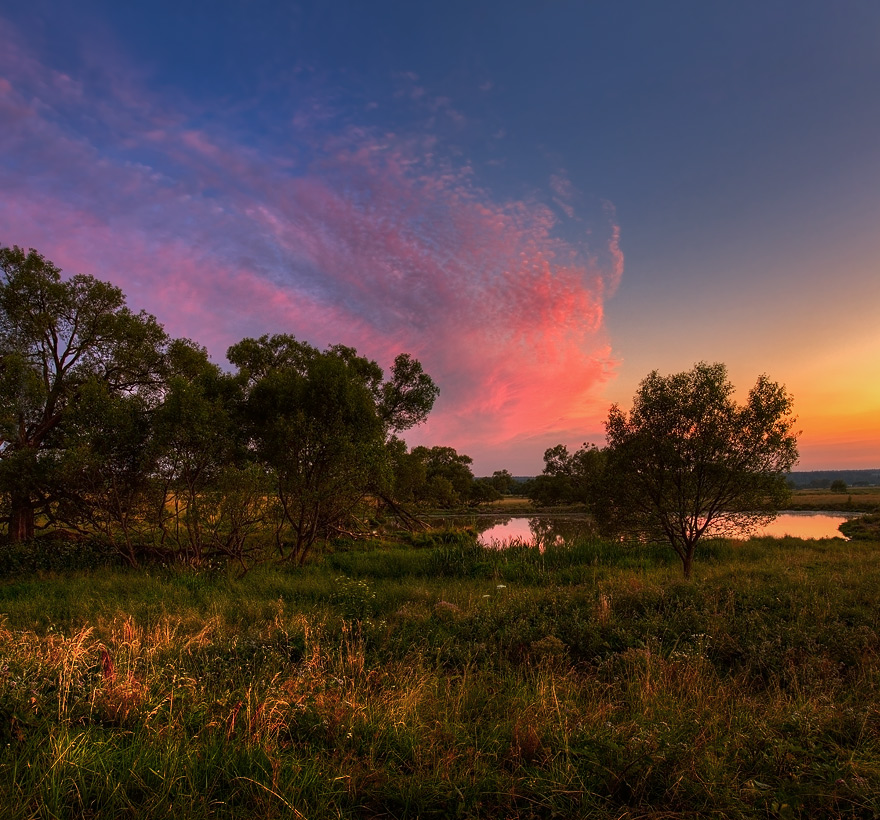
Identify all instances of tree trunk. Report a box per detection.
[9,492,35,542]
[681,548,694,580]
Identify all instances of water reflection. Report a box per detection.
[476,516,595,547]
[757,512,856,540]
[475,511,857,547]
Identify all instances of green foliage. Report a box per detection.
[58,380,161,564]
[0,245,169,542]
[397,445,494,508]
[830,479,848,493]
[601,362,799,578]
[524,442,605,507]
[487,469,518,495]
[377,353,440,433]
[331,575,377,621]
[411,445,476,506]
[427,532,490,577]
[230,334,436,564]
[470,477,503,505]
[0,535,121,576]
[149,347,253,565]
[0,250,438,567]
[839,513,880,540]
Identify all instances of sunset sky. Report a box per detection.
[2,1,879,474]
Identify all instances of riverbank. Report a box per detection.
[1,533,879,818]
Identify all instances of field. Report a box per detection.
[1,533,880,818]
[788,487,880,513]
[451,486,880,517]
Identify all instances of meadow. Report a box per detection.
[787,487,880,513]
[1,532,879,819]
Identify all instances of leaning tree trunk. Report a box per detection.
[8,492,35,542]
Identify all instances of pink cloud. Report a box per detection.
[0,20,623,473]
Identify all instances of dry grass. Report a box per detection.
[789,486,880,511]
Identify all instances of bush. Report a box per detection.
[0,535,121,577]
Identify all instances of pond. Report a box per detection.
[475,511,859,547]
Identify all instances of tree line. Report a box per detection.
[1,246,800,577]
[0,246,502,566]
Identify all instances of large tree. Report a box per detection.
[600,362,799,578]
[0,246,168,541]
[228,335,437,563]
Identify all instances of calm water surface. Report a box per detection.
[477,511,858,547]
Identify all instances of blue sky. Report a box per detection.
[2,1,879,472]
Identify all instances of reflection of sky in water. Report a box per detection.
[756,513,854,540]
[478,512,856,546]
[479,518,538,545]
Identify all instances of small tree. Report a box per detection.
[830,479,848,494]
[56,379,159,564]
[600,362,799,579]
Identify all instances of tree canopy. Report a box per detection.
[0,246,169,541]
[228,334,438,563]
[524,443,605,507]
[0,247,806,580]
[599,362,799,578]
[0,247,443,566]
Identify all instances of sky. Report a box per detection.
[1,1,879,474]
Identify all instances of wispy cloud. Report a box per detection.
[0,16,622,470]
[550,171,577,219]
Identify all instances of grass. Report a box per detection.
[841,514,880,541]
[788,486,880,512]
[1,533,880,818]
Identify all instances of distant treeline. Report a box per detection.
[509,470,880,490]
[787,469,880,488]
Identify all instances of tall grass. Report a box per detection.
[1,534,879,817]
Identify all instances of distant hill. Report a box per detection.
[787,469,880,488]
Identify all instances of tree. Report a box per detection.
[524,443,605,507]
[377,353,440,434]
[228,335,436,564]
[487,469,518,495]
[55,378,158,564]
[600,362,799,579]
[0,246,168,541]
[830,479,848,494]
[407,445,480,508]
[148,341,248,564]
[469,478,503,506]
